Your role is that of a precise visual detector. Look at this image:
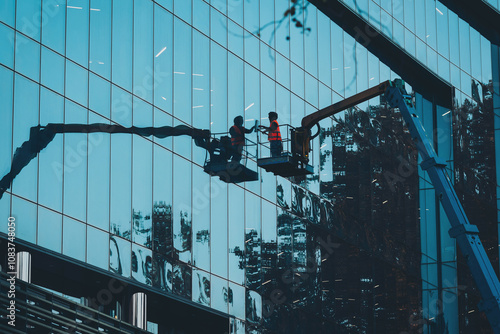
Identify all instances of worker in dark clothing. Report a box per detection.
[229,115,256,163]
[259,111,282,157]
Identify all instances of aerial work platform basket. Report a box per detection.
[257,124,313,177]
[203,135,259,183]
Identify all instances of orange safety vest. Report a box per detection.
[268,120,282,141]
[231,125,244,145]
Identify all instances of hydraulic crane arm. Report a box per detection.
[293,81,392,165]
[385,82,500,333]
[0,124,211,200]
[301,80,391,131]
[298,79,500,332]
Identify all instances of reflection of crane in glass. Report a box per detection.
[0,123,259,201]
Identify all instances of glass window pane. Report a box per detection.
[481,36,492,83]
[192,167,210,272]
[289,7,304,68]
[0,193,10,234]
[87,112,110,231]
[470,28,482,81]
[63,100,87,222]
[0,67,13,195]
[291,63,304,99]
[133,0,153,102]
[435,2,448,58]
[153,5,173,113]
[228,282,245,320]
[66,60,88,107]
[132,135,153,248]
[153,108,173,149]
[414,0,425,39]
[331,24,344,97]
[16,0,41,40]
[38,207,62,253]
[41,46,64,94]
[66,0,89,67]
[211,7,227,48]
[393,20,404,47]
[404,28,416,57]
[210,42,227,134]
[193,0,209,35]
[152,146,173,260]
[173,155,192,264]
[173,0,191,24]
[89,73,111,118]
[458,20,471,73]
[211,274,228,313]
[274,0,289,58]
[155,0,172,12]
[132,243,153,285]
[244,32,259,69]
[304,6,318,78]
[228,53,244,132]
[305,74,318,108]
[243,0,258,32]
[87,225,109,270]
[112,85,133,126]
[110,236,131,278]
[90,0,112,79]
[424,0,436,49]
[211,179,227,277]
[112,0,133,91]
[63,216,86,261]
[317,13,331,87]
[12,197,37,243]
[110,132,132,238]
[228,20,243,59]
[192,268,210,306]
[12,75,39,202]
[15,33,40,82]
[245,193,261,290]
[0,23,14,68]
[174,18,192,124]
[0,0,15,28]
[41,0,66,54]
[228,0,243,26]
[260,42,275,80]
[192,32,210,165]
[39,88,64,212]
[228,184,245,284]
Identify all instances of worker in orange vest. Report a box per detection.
[259,111,282,157]
[229,116,256,163]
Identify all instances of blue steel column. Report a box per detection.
[385,84,500,333]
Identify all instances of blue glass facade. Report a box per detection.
[1,0,499,333]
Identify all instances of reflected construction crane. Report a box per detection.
[0,123,259,201]
[258,79,500,333]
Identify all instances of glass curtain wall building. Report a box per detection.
[0,0,498,333]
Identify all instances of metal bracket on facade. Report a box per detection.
[420,157,447,171]
[448,224,480,238]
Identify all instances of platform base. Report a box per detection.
[257,155,313,177]
[204,161,259,183]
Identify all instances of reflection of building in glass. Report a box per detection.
[1,0,499,333]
